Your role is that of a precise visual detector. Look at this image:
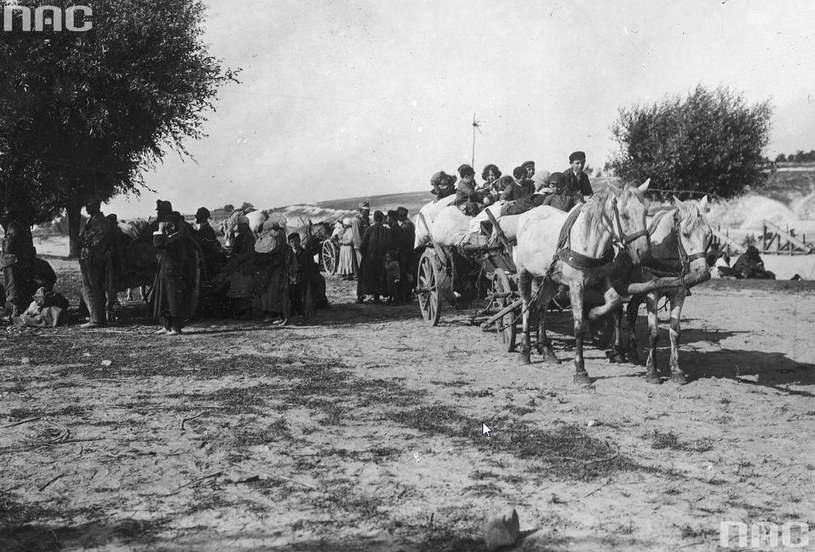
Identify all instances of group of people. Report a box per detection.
[69,198,326,334]
[331,200,416,305]
[430,151,595,216]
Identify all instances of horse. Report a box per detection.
[622,196,713,384]
[513,180,651,384]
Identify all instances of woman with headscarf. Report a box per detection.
[254,215,291,324]
[224,215,257,317]
[338,217,356,281]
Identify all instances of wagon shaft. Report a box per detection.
[625,270,711,295]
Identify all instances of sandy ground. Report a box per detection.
[1,251,815,551]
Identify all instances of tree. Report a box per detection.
[0,0,238,256]
[775,153,787,163]
[239,201,254,211]
[610,86,772,199]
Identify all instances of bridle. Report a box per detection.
[601,195,650,252]
[643,208,710,278]
[672,209,711,275]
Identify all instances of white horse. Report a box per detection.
[624,196,713,384]
[513,180,651,384]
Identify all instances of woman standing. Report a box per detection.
[224,216,257,318]
[255,217,291,324]
[152,212,189,335]
[338,218,356,281]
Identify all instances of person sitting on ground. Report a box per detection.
[14,286,69,328]
[540,172,578,212]
[732,245,775,280]
[430,171,457,200]
[383,251,401,305]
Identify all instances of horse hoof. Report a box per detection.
[573,372,593,385]
[645,374,662,384]
[671,373,688,385]
[520,354,531,365]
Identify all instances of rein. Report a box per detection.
[642,208,710,287]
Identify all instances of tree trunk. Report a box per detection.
[66,200,82,259]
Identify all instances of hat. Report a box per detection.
[569,151,586,163]
[359,200,370,210]
[521,161,535,170]
[156,200,173,214]
[288,232,300,241]
[396,206,408,216]
[387,209,398,219]
[549,172,565,186]
[457,164,475,177]
[431,171,457,188]
[195,207,211,220]
[236,215,250,226]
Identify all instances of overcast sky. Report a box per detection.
[108,0,815,218]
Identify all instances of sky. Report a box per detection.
[108,0,815,218]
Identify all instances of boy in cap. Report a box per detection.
[455,164,488,216]
[540,172,578,212]
[563,151,593,201]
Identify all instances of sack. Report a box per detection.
[0,253,17,268]
[255,233,281,254]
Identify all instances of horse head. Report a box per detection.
[672,195,713,275]
[601,179,651,264]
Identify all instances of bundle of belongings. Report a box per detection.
[13,286,69,328]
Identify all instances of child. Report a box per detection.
[383,252,401,305]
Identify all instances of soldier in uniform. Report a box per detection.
[78,199,111,328]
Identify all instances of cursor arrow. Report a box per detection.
[481,423,492,438]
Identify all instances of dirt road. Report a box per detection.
[1,260,814,551]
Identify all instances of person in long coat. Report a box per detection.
[338,218,356,280]
[350,201,370,277]
[395,206,416,299]
[151,212,189,334]
[356,210,393,304]
[2,219,36,320]
[224,216,257,317]
[254,219,291,324]
[78,199,111,328]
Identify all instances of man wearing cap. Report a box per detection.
[78,199,112,328]
[194,207,222,277]
[350,201,370,277]
[455,164,488,216]
[540,172,578,212]
[564,151,593,201]
[430,171,456,200]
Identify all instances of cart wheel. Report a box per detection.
[322,241,338,275]
[417,249,441,326]
[492,269,517,352]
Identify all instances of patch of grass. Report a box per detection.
[646,430,714,453]
[677,524,717,539]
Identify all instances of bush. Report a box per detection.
[610,85,772,199]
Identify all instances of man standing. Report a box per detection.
[350,200,370,277]
[78,199,111,328]
[152,211,189,334]
[395,206,416,300]
[356,210,392,304]
[194,207,222,278]
[563,151,594,201]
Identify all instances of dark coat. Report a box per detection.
[357,222,393,296]
[563,169,593,197]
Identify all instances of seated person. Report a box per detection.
[732,245,775,279]
[540,172,578,212]
[430,170,457,200]
[564,151,594,202]
[501,167,536,202]
[454,164,490,216]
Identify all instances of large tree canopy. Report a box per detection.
[609,86,772,199]
[0,0,237,255]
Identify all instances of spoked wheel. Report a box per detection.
[491,269,517,352]
[417,249,441,326]
[321,240,339,275]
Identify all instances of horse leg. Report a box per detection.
[518,269,533,365]
[569,282,592,384]
[668,290,689,385]
[536,278,560,363]
[626,294,644,364]
[644,293,661,384]
[608,305,627,363]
